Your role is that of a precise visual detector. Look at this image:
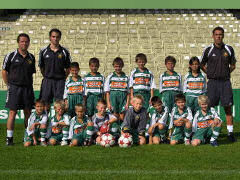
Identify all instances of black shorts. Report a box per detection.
[207,79,233,107]
[40,78,65,104]
[5,84,34,110]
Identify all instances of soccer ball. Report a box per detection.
[118,134,133,148]
[100,133,115,147]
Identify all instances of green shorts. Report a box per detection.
[110,91,128,113]
[192,127,212,143]
[186,95,199,115]
[72,130,86,145]
[171,126,184,141]
[162,91,179,112]
[50,133,63,143]
[67,94,83,117]
[86,93,103,117]
[134,91,150,109]
[24,129,40,143]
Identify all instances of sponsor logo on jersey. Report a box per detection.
[27,59,32,64]
[110,81,127,89]
[68,86,83,94]
[163,80,179,87]
[87,81,102,88]
[223,51,228,57]
[187,82,204,89]
[58,53,63,59]
[15,59,20,62]
[212,53,216,57]
[134,77,150,85]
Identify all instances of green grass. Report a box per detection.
[0,123,240,179]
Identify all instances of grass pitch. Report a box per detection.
[0,123,240,179]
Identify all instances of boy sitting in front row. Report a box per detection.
[148,96,169,145]
[192,95,222,147]
[122,95,148,145]
[92,99,119,145]
[68,104,94,146]
[169,94,193,145]
[49,100,70,146]
[24,99,48,147]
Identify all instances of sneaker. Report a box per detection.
[160,136,170,144]
[61,140,68,146]
[184,139,191,145]
[210,140,219,147]
[40,141,47,147]
[228,133,236,142]
[6,137,13,146]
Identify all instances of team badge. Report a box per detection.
[135,115,140,121]
[58,53,63,59]
[27,59,32,64]
[223,51,228,57]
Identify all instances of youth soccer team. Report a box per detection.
[24,51,223,147]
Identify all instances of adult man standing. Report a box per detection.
[2,33,36,145]
[39,29,71,105]
[201,26,237,142]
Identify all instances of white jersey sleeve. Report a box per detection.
[104,73,112,92]
[159,106,169,124]
[63,78,70,99]
[68,117,76,139]
[129,69,136,88]
[186,107,193,123]
[150,70,156,89]
[192,111,200,132]
[26,113,36,136]
[169,107,176,129]
[210,107,222,122]
[183,73,189,94]
[63,114,70,125]
[159,73,164,93]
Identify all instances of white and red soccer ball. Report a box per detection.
[100,133,115,147]
[118,134,133,148]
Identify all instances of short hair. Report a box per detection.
[17,33,30,43]
[97,99,107,106]
[49,28,62,37]
[70,62,80,69]
[189,56,200,73]
[75,103,84,110]
[175,93,186,103]
[132,94,144,103]
[135,53,147,63]
[198,95,210,105]
[113,57,124,67]
[165,56,176,65]
[212,26,224,34]
[35,99,45,106]
[151,96,162,106]
[54,100,65,110]
[89,57,100,66]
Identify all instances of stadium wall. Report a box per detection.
[0,90,240,123]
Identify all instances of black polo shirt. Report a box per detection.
[200,43,236,80]
[39,45,71,80]
[2,49,36,86]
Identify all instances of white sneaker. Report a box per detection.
[61,140,68,146]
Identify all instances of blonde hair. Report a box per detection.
[132,94,144,103]
[54,100,65,110]
[198,95,209,105]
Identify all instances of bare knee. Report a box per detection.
[139,136,146,145]
[49,139,56,145]
[24,142,32,147]
[170,140,177,145]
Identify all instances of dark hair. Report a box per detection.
[70,62,80,69]
[17,33,30,43]
[113,57,124,67]
[151,96,162,106]
[212,26,224,34]
[49,28,62,37]
[135,53,147,63]
[175,93,186,103]
[97,99,107,106]
[35,99,45,106]
[189,56,200,73]
[89,57,100,66]
[165,56,176,65]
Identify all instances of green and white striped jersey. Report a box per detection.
[69,115,89,139]
[63,75,84,99]
[26,112,48,136]
[159,71,182,93]
[83,72,104,96]
[183,72,207,97]
[192,108,221,132]
[129,68,156,92]
[104,72,129,92]
[169,106,193,129]
[51,114,70,134]
[149,106,169,126]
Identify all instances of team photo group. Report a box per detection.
[1,26,237,148]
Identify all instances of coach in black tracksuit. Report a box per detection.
[2,33,35,145]
[200,26,237,142]
[39,28,71,104]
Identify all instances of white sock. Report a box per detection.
[7,130,13,137]
[227,125,233,133]
[210,137,216,142]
